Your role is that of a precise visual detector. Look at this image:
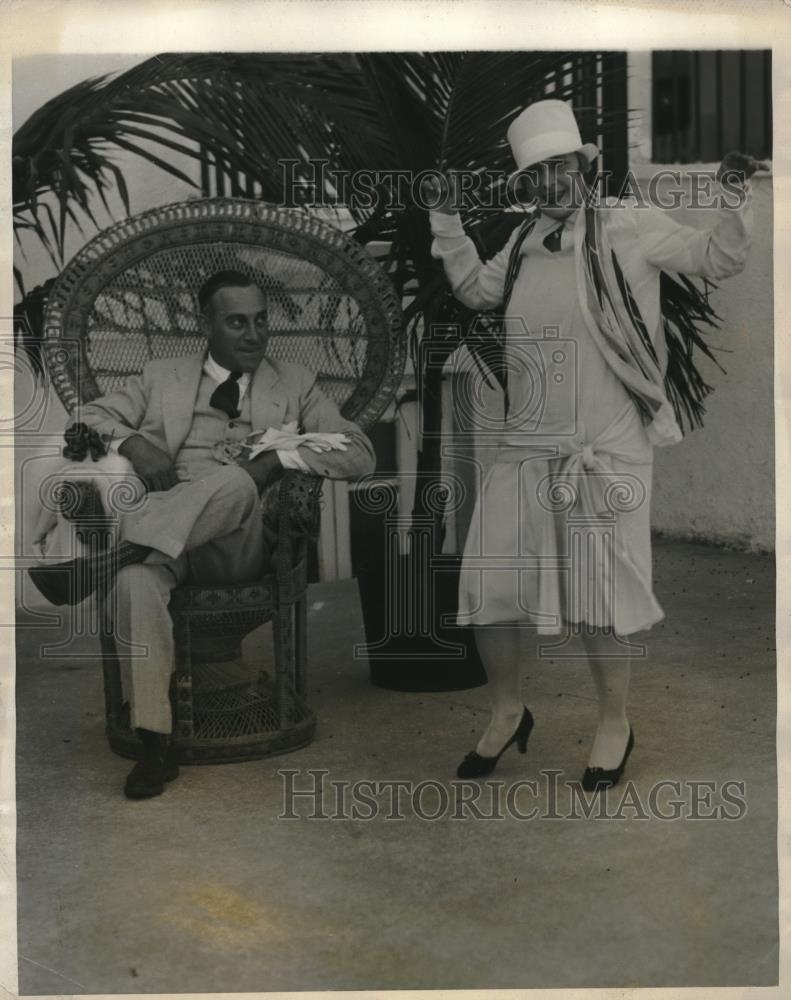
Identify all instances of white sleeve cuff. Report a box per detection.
[108,435,131,454]
[715,176,753,208]
[429,211,466,239]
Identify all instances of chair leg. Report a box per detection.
[173,617,195,741]
[273,600,296,729]
[294,595,308,699]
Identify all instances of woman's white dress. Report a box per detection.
[454,212,665,636]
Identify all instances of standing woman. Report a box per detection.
[423,99,762,788]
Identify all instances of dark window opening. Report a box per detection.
[652,50,772,163]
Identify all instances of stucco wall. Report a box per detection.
[646,173,774,552]
[625,50,774,552]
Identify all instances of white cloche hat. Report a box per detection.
[506,99,599,179]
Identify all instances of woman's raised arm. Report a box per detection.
[633,152,765,280]
[429,210,526,312]
[423,171,525,312]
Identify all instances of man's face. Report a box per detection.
[200,284,268,373]
[515,152,588,217]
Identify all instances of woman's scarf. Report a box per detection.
[575,205,682,446]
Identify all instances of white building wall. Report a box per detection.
[627,52,774,551]
[647,176,774,551]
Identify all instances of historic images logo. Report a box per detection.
[279,769,748,822]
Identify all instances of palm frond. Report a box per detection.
[661,272,725,431]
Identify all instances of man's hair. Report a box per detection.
[198,270,260,314]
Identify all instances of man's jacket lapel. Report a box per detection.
[162,354,204,457]
[250,357,286,432]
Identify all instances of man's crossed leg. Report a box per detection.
[29,461,278,799]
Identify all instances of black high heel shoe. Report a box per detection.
[581,726,634,792]
[456,707,534,779]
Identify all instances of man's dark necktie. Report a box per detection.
[210,370,243,418]
[542,221,566,253]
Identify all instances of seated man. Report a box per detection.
[29,270,376,799]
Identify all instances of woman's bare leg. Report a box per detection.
[472,623,530,756]
[580,627,632,769]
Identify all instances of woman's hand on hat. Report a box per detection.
[420,171,460,215]
[716,151,769,186]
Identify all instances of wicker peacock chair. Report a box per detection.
[42,198,405,764]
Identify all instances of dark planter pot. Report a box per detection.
[350,475,488,692]
[354,552,487,692]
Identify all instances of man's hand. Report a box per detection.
[118,434,179,493]
[239,450,283,495]
[716,151,769,186]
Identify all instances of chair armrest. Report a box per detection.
[261,470,324,585]
[275,469,324,545]
[261,469,324,561]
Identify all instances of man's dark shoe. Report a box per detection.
[123,758,179,799]
[28,541,151,606]
[28,556,103,607]
[124,728,180,800]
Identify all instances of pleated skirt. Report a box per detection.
[455,450,664,636]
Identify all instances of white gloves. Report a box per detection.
[245,420,350,458]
